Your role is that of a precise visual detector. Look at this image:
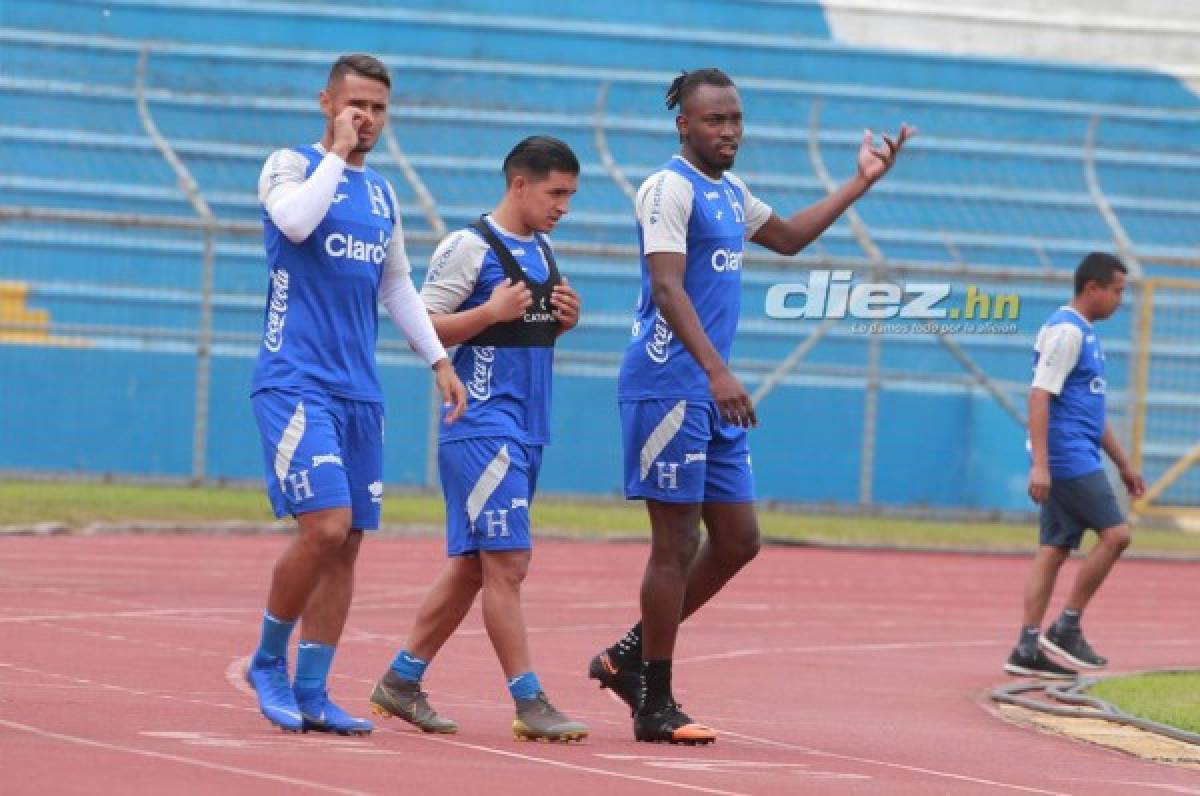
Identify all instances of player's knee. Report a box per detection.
[1102,525,1131,554]
[483,551,530,589]
[651,526,701,571]
[298,515,352,556]
[451,558,485,591]
[732,531,761,566]
[711,525,760,569]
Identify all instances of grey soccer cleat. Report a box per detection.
[512,692,589,742]
[369,670,458,734]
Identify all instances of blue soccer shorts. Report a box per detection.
[251,387,385,531]
[620,398,754,504]
[439,437,542,557]
[1039,469,1126,550]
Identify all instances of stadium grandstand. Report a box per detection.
[2,0,1199,516]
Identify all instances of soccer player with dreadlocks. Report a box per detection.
[589,68,914,744]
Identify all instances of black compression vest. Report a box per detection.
[464,216,562,348]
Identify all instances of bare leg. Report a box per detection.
[266,507,353,621]
[480,549,533,678]
[679,501,761,621]
[405,556,484,662]
[1022,545,1071,628]
[299,528,363,645]
[640,501,703,661]
[1064,524,1131,613]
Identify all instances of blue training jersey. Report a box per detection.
[1031,306,1107,479]
[420,217,557,445]
[618,156,771,400]
[252,144,400,402]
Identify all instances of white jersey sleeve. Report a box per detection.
[1032,323,1083,395]
[725,172,773,238]
[257,148,346,244]
[377,183,445,365]
[420,229,490,314]
[637,170,693,255]
[382,181,411,276]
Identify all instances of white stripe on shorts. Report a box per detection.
[639,399,687,482]
[273,401,306,488]
[466,444,511,525]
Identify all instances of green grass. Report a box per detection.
[1089,671,1200,735]
[2,479,1200,554]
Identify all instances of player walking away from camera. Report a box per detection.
[1004,252,1144,680]
[589,68,913,744]
[368,136,588,742]
[246,54,466,735]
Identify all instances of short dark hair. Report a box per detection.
[666,68,735,111]
[328,54,391,89]
[1074,252,1128,295]
[502,136,580,184]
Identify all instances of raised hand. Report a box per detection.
[330,106,367,159]
[857,124,915,183]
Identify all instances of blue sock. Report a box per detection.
[507,671,542,702]
[252,611,296,667]
[293,640,336,698]
[389,649,429,683]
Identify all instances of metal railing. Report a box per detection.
[5,31,1200,511]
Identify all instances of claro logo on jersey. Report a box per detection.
[324,230,390,265]
[263,267,289,352]
[711,248,743,272]
[468,346,495,401]
[645,311,673,364]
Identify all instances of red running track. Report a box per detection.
[1,534,1197,795]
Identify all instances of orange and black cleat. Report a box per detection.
[588,650,643,714]
[633,702,716,745]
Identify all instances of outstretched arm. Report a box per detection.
[752,124,915,256]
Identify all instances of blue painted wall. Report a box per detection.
[3,0,1196,512]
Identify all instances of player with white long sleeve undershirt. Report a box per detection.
[244,54,466,736]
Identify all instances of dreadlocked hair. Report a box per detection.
[665,68,735,110]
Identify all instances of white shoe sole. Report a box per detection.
[1003,662,1076,680]
[1039,636,1106,670]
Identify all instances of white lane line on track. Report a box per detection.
[595,753,870,780]
[717,729,1070,795]
[0,718,377,796]
[377,726,750,796]
[226,655,255,697]
[4,660,742,796]
[676,638,1001,664]
[1062,782,1200,795]
[0,608,248,623]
